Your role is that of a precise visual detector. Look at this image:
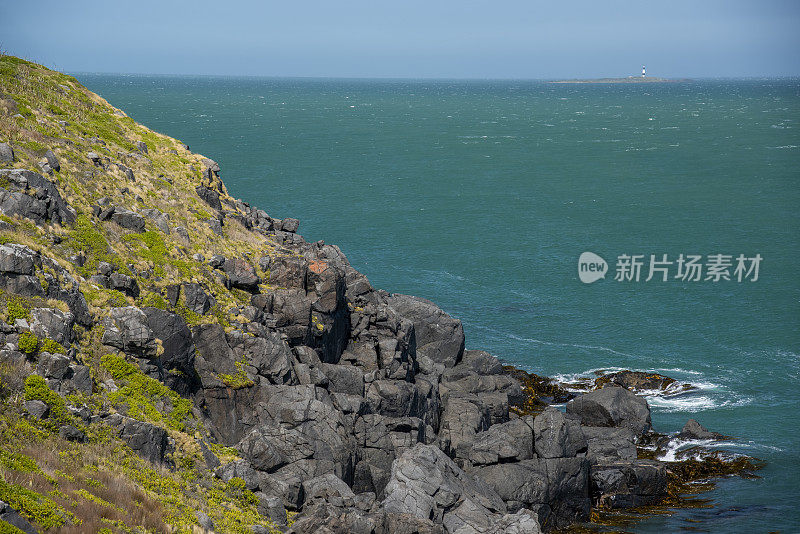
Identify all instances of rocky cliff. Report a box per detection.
[0,54,759,534]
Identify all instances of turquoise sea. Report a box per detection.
[77,74,800,532]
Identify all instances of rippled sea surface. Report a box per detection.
[77,74,800,532]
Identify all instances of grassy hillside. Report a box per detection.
[0,53,290,533]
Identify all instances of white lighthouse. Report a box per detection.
[642,65,646,78]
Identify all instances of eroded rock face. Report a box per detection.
[590,460,668,509]
[102,306,158,358]
[474,458,590,529]
[382,444,507,526]
[224,257,261,292]
[0,169,76,225]
[387,294,465,368]
[107,414,173,466]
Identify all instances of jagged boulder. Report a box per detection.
[102,306,158,358]
[590,460,668,509]
[226,329,294,385]
[0,169,76,225]
[107,414,173,465]
[474,457,590,528]
[382,443,506,527]
[582,427,638,464]
[388,294,464,368]
[223,257,260,291]
[36,352,71,379]
[140,208,170,233]
[109,272,140,297]
[110,206,146,232]
[0,243,38,275]
[29,307,74,346]
[0,499,39,534]
[457,416,534,468]
[533,407,587,459]
[183,282,213,315]
[353,415,429,498]
[0,143,15,163]
[143,307,199,394]
[679,418,727,440]
[566,386,651,436]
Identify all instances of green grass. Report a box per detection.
[67,214,115,275]
[0,478,76,530]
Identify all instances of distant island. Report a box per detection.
[551,76,689,84]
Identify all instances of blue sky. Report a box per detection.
[1,0,799,78]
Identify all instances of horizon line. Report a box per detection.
[67,70,800,82]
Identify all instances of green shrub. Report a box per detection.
[218,359,254,390]
[68,214,113,274]
[40,338,66,355]
[100,354,193,431]
[17,331,39,355]
[139,291,169,310]
[0,479,74,530]
[23,375,73,429]
[5,296,30,323]
[0,449,42,473]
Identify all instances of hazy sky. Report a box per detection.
[2,0,799,78]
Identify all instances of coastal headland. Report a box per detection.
[0,54,757,533]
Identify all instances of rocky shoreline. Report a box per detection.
[0,55,760,533]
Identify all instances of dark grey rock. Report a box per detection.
[590,460,668,509]
[59,424,86,442]
[459,416,535,467]
[475,457,590,527]
[102,306,158,358]
[109,272,140,297]
[183,282,212,315]
[281,218,300,233]
[107,414,172,465]
[0,143,14,163]
[196,185,222,210]
[43,149,60,172]
[255,492,287,526]
[24,399,49,420]
[140,208,170,234]
[0,169,75,225]
[581,426,638,464]
[29,307,74,346]
[0,499,38,534]
[37,352,71,379]
[143,307,199,394]
[110,207,145,232]
[223,258,260,291]
[71,365,93,394]
[679,418,727,440]
[534,407,587,459]
[382,443,506,526]
[566,386,651,435]
[320,363,364,396]
[387,294,465,368]
[216,459,260,491]
[209,254,226,269]
[0,243,38,275]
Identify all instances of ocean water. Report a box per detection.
[76,74,800,532]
